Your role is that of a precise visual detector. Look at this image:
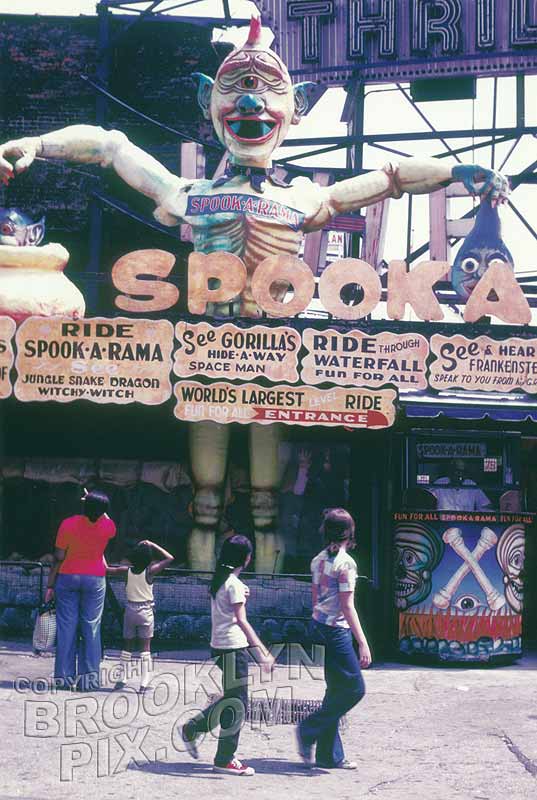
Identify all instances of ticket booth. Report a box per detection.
[393,431,531,662]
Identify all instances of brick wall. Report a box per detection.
[0,13,228,274]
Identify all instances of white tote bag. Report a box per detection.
[32,604,57,653]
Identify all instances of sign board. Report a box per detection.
[302,328,429,389]
[429,334,537,393]
[174,381,397,429]
[14,317,174,405]
[416,442,488,459]
[2,315,537,423]
[256,0,537,84]
[174,321,301,383]
[0,317,16,399]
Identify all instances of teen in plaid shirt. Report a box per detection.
[296,508,371,770]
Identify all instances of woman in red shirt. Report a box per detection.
[45,489,115,691]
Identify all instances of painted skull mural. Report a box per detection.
[394,522,444,610]
[496,524,525,613]
[0,17,510,570]
[396,518,525,662]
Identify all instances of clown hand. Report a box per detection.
[0,137,41,181]
[452,164,509,207]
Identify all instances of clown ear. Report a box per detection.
[293,82,316,123]
[192,73,214,120]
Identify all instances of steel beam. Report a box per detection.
[281,126,537,147]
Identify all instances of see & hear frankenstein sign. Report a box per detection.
[255,0,537,84]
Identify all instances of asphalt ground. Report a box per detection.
[1,641,536,800]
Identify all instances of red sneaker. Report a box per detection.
[213,758,255,776]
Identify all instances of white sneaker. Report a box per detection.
[181,721,200,760]
[213,758,255,776]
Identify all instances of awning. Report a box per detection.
[400,390,537,423]
[403,403,537,422]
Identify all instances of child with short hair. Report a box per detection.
[106,539,173,692]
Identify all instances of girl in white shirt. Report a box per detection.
[107,539,173,692]
[181,535,274,776]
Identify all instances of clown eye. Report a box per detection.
[461,257,479,274]
[240,76,259,90]
[453,594,483,613]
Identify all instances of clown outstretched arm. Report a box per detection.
[306,159,510,232]
[0,125,188,226]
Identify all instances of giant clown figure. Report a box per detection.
[0,17,509,571]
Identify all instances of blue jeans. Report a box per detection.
[189,648,249,766]
[299,621,365,767]
[54,574,106,690]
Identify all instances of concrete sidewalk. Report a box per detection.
[1,640,536,800]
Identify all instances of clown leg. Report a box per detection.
[188,421,229,571]
[249,423,283,573]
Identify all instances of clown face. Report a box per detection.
[210,48,297,167]
[194,18,310,168]
[496,524,525,613]
[394,522,444,610]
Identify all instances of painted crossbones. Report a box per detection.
[433,527,506,611]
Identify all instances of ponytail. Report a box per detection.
[320,508,356,556]
[210,535,253,598]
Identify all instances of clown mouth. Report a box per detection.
[225,118,277,143]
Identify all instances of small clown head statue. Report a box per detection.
[194,16,313,167]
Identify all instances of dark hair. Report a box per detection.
[129,542,154,574]
[209,535,253,598]
[320,508,356,554]
[82,489,110,523]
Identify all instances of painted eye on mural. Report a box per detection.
[453,594,484,613]
[509,552,524,571]
[402,549,419,568]
[240,75,260,90]
[460,257,480,274]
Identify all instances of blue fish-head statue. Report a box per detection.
[451,198,514,302]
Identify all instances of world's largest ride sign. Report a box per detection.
[256,0,537,84]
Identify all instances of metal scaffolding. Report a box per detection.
[84,1,537,308]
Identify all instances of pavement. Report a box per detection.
[1,640,536,800]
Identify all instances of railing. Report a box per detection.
[0,561,45,638]
[104,568,314,648]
